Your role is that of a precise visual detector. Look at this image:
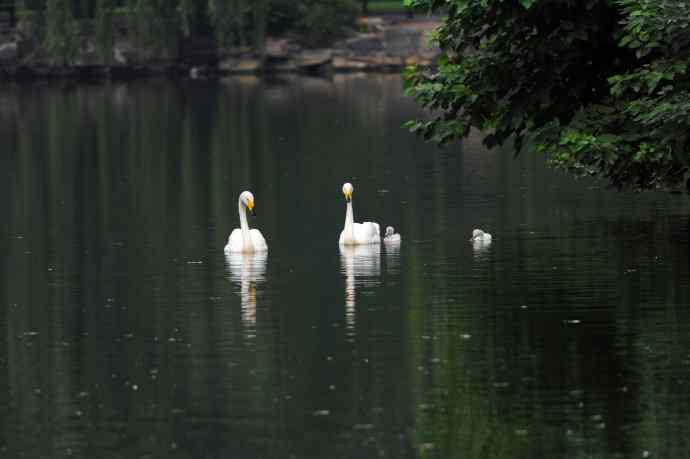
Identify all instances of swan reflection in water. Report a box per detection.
[339,244,381,329]
[225,251,268,329]
[383,235,401,275]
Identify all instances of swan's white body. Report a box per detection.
[339,183,381,246]
[471,229,492,243]
[383,226,401,244]
[224,191,268,253]
[226,228,267,253]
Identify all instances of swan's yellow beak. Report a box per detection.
[343,189,352,202]
[247,198,256,216]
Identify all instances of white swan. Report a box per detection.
[338,182,380,246]
[383,226,401,244]
[471,229,492,242]
[224,191,268,253]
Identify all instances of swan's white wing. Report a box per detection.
[352,223,370,243]
[225,228,243,253]
[250,229,269,251]
[384,234,401,243]
[355,222,381,244]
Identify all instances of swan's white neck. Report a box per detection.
[343,200,354,243]
[238,197,253,251]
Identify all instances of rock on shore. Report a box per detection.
[0,16,441,80]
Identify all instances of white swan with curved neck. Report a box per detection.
[339,182,380,246]
[224,191,268,253]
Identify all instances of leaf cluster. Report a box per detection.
[405,0,690,190]
[44,0,80,66]
[34,0,358,59]
[209,0,358,48]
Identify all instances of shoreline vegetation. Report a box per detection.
[404,0,690,192]
[0,0,440,81]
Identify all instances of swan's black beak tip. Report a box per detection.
[250,207,256,216]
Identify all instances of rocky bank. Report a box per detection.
[0,16,441,80]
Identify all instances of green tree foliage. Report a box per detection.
[177,0,197,37]
[95,0,113,65]
[295,0,358,45]
[44,0,80,65]
[127,0,179,57]
[404,0,690,191]
[208,0,247,48]
[207,0,357,49]
[28,0,358,62]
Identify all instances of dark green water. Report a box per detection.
[2,75,690,459]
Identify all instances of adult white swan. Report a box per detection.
[224,191,268,253]
[339,182,380,246]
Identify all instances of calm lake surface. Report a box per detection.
[2,75,690,459]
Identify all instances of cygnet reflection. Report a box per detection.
[225,251,268,327]
[339,244,381,328]
[471,237,492,258]
[383,228,401,275]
